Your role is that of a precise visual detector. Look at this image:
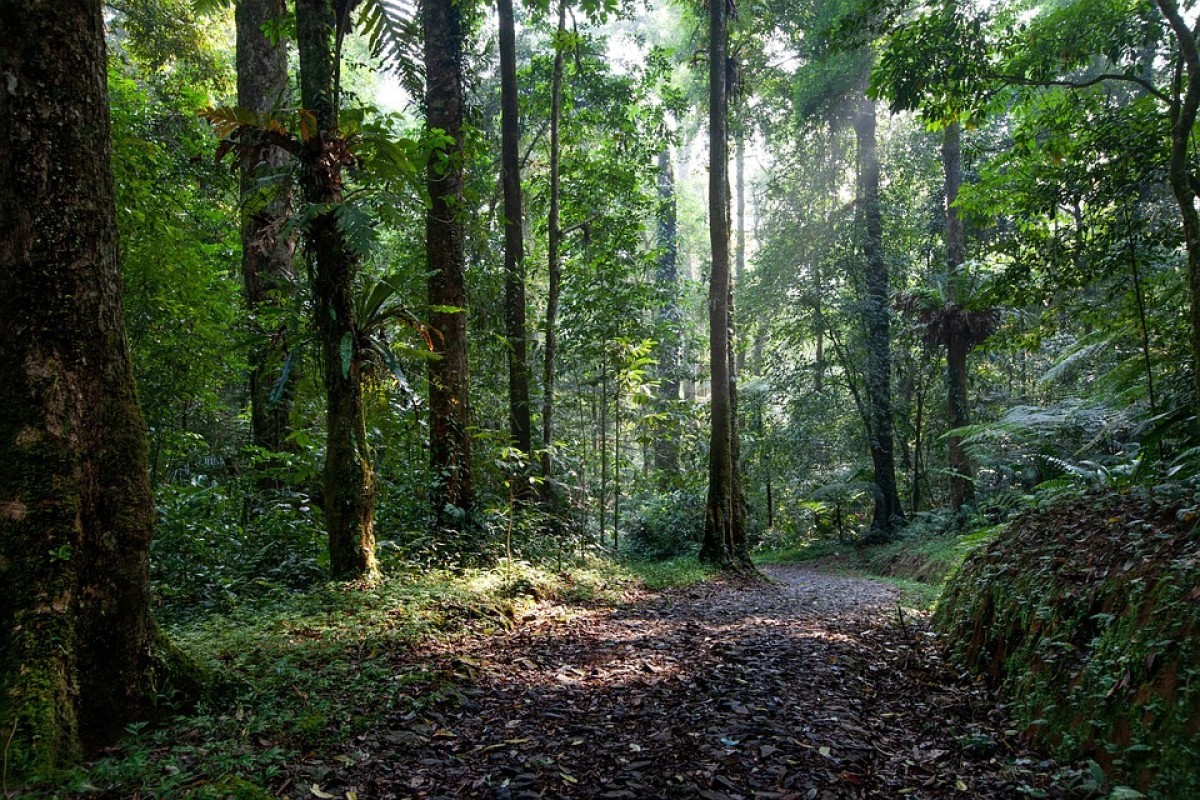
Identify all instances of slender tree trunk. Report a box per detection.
[498,0,532,460]
[735,129,747,375]
[541,0,567,486]
[700,0,750,569]
[237,0,296,459]
[599,362,608,544]
[654,150,681,480]
[942,122,975,512]
[853,92,905,539]
[614,368,621,550]
[0,0,194,768]
[295,0,378,580]
[425,0,474,529]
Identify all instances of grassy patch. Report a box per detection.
[33,557,661,798]
[623,554,717,590]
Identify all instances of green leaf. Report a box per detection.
[340,332,354,379]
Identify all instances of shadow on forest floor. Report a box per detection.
[277,566,1095,800]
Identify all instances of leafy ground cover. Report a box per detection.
[936,491,1200,798]
[283,566,1094,799]
[26,555,1123,799]
[30,558,706,799]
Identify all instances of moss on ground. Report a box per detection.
[936,492,1200,799]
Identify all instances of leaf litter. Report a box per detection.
[278,567,1092,799]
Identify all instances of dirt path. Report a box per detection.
[289,567,1079,799]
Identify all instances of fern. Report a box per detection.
[333,201,379,259]
[358,0,423,98]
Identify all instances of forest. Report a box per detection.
[1,0,1199,797]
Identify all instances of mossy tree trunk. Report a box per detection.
[1153,0,1200,420]
[0,0,193,771]
[237,0,298,460]
[853,91,906,540]
[425,0,475,531]
[295,0,378,580]
[498,0,532,468]
[942,122,975,513]
[541,0,567,490]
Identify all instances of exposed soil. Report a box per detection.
[283,567,1085,799]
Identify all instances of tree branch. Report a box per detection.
[983,71,1170,104]
[559,214,599,238]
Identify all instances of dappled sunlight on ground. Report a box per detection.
[276,568,1086,800]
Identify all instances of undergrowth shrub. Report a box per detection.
[626,485,705,559]
[151,479,324,623]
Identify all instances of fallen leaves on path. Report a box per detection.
[281,567,1087,799]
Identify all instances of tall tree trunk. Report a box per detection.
[735,129,747,374]
[700,0,750,569]
[295,0,377,579]
[1155,0,1200,418]
[942,121,975,512]
[853,92,905,540]
[614,366,621,550]
[498,0,532,460]
[0,0,194,769]
[599,361,608,544]
[654,150,681,480]
[237,0,297,459]
[541,0,567,486]
[425,0,474,529]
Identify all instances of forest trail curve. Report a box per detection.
[296,567,1075,800]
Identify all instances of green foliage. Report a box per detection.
[151,478,326,624]
[937,492,1200,797]
[36,560,654,797]
[357,0,423,95]
[626,485,706,560]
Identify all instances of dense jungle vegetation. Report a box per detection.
[1,0,1198,797]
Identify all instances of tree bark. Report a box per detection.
[498,0,532,460]
[654,150,681,480]
[942,121,975,512]
[541,0,567,487]
[295,0,378,579]
[853,92,905,539]
[735,129,747,374]
[425,0,475,529]
[1154,0,1200,418]
[0,0,194,769]
[237,0,297,458]
[700,0,751,569]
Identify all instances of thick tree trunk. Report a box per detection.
[295,0,378,579]
[0,0,194,770]
[1153,0,1200,416]
[654,150,681,480]
[701,0,750,569]
[425,0,475,528]
[942,122,975,512]
[498,0,532,459]
[853,93,905,539]
[541,0,567,487]
[237,0,297,457]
